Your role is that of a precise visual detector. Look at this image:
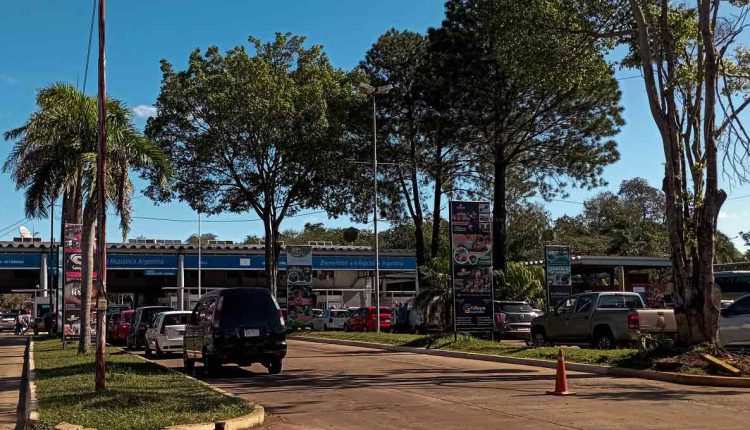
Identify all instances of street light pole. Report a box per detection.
[198,212,202,299]
[358,82,392,333]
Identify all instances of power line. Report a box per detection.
[124,210,330,224]
[0,218,28,237]
[80,0,97,94]
[727,193,750,201]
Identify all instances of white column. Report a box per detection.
[178,254,185,310]
[40,253,48,297]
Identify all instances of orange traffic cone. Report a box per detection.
[546,348,576,396]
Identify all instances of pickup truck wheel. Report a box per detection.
[183,352,195,372]
[531,329,549,347]
[593,329,616,350]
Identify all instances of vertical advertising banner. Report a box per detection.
[286,246,315,328]
[63,223,97,338]
[545,245,572,309]
[450,201,494,336]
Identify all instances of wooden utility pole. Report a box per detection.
[95,0,108,391]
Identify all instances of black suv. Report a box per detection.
[183,288,287,374]
[127,305,173,350]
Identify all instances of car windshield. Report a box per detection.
[598,295,643,309]
[219,289,281,329]
[164,314,190,326]
[497,303,533,313]
[142,308,172,323]
[331,311,349,318]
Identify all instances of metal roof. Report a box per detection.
[524,255,671,268]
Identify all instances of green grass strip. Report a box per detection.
[291,331,637,366]
[33,337,251,430]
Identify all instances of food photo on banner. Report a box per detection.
[286,246,315,328]
[450,201,494,336]
[545,245,572,310]
[63,223,98,339]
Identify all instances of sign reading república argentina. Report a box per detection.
[286,246,315,328]
[545,245,572,309]
[450,201,494,336]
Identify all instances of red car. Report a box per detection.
[344,306,392,332]
[108,310,134,344]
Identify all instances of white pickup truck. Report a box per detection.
[530,292,676,349]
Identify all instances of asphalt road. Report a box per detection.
[147,339,750,429]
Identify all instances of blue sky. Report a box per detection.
[0,1,748,250]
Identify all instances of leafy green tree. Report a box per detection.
[427,0,623,271]
[4,83,169,353]
[581,0,750,343]
[145,33,364,296]
[413,263,452,331]
[506,203,553,262]
[185,233,218,245]
[494,263,546,309]
[715,232,745,264]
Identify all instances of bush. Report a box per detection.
[494,262,545,309]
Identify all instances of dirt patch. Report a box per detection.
[618,344,750,376]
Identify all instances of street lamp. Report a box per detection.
[358,82,392,333]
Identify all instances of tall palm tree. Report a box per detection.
[3,83,171,353]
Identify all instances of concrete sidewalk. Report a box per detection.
[0,334,27,429]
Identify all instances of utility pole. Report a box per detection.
[94,0,108,391]
[357,82,392,333]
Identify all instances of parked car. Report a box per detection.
[721,300,735,310]
[108,304,130,315]
[344,306,392,332]
[183,288,287,375]
[109,309,134,344]
[530,292,676,349]
[719,294,750,348]
[127,306,173,350]
[33,312,57,335]
[311,309,350,331]
[493,301,536,340]
[0,312,18,332]
[145,311,191,357]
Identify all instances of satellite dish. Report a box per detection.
[18,226,32,239]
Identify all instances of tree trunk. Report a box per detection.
[78,200,96,354]
[492,159,508,272]
[263,217,278,298]
[430,172,443,260]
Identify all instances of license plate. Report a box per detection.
[244,328,260,337]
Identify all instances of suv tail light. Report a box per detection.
[496,313,506,324]
[628,313,639,330]
[279,309,286,327]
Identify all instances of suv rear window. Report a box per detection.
[141,307,172,324]
[597,295,643,309]
[496,303,533,313]
[218,289,281,329]
[331,311,349,318]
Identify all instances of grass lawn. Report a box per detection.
[290,331,637,366]
[33,338,252,430]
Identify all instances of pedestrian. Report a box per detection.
[14,312,23,335]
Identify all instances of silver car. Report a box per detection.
[719,295,750,348]
[311,309,350,331]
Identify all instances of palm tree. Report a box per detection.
[3,83,170,353]
[413,264,453,332]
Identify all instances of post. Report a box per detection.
[40,253,48,299]
[178,254,185,310]
[48,200,54,300]
[198,212,202,298]
[372,96,381,333]
[94,0,107,391]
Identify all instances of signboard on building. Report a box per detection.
[63,223,97,339]
[450,201,494,336]
[286,246,315,328]
[545,245,572,309]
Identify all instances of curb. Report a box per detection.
[18,336,39,430]
[125,349,265,429]
[293,336,750,388]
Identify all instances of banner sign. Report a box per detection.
[286,246,315,328]
[63,223,97,339]
[450,201,494,336]
[545,245,572,309]
[0,254,41,269]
